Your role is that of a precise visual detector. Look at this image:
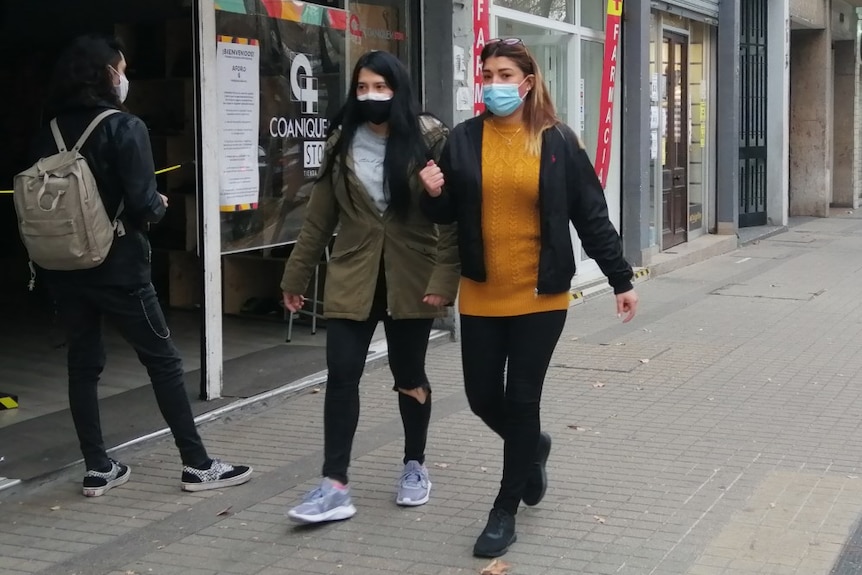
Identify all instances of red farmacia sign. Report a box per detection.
[594,0,623,189]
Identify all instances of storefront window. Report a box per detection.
[495,0,572,22]
[215,2,348,254]
[688,22,707,234]
[580,39,603,163]
[648,12,658,248]
[347,1,414,76]
[496,18,571,125]
[580,0,605,30]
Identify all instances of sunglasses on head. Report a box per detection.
[487,37,523,46]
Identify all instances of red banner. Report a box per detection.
[594,0,623,188]
[473,0,489,115]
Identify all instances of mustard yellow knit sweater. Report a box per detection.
[459,120,570,317]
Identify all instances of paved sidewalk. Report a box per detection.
[2,213,862,575]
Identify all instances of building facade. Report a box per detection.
[621,0,792,266]
[789,0,862,215]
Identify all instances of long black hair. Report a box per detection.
[47,35,125,113]
[321,51,428,218]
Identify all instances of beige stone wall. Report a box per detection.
[790,0,827,28]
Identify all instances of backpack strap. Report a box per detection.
[50,119,67,152]
[73,109,121,152]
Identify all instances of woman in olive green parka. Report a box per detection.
[281,51,459,525]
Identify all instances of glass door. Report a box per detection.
[661,31,689,249]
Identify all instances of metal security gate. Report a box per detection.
[739,0,768,228]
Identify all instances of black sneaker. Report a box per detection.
[181,458,252,492]
[473,508,517,558]
[82,460,131,497]
[522,432,552,506]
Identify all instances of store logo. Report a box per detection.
[349,14,363,38]
[290,53,318,115]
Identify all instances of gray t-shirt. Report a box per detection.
[351,124,388,214]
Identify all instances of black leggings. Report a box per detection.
[460,311,567,515]
[322,266,433,485]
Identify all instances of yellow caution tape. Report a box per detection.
[0,394,19,410]
[154,164,184,176]
[1,162,189,195]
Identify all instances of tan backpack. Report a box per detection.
[14,109,125,274]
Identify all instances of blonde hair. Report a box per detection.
[481,41,559,156]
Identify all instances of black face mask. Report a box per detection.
[358,99,393,125]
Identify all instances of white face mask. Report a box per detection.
[110,66,129,103]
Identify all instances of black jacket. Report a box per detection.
[30,102,165,286]
[420,114,633,295]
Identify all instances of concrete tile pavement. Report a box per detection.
[2,212,862,574]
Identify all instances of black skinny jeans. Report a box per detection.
[460,310,567,515]
[322,267,434,485]
[52,283,209,471]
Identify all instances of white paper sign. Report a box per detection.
[456,87,473,111]
[217,40,261,211]
[453,45,467,81]
[650,106,660,130]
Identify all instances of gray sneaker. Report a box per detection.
[287,478,357,524]
[396,460,431,507]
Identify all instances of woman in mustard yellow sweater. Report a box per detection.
[419,39,639,558]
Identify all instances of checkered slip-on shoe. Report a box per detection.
[181,458,252,492]
[83,460,131,497]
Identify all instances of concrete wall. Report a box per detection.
[789,27,833,217]
[621,0,652,266]
[768,0,791,226]
[790,0,827,27]
[831,0,856,40]
[832,39,857,206]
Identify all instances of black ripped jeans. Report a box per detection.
[460,311,567,515]
[51,282,209,471]
[322,266,434,485]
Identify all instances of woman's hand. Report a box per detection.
[283,292,306,313]
[419,160,445,197]
[423,294,451,307]
[616,290,639,323]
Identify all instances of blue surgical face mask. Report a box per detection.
[482,79,528,117]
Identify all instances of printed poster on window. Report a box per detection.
[217,36,261,212]
[215,2,347,254]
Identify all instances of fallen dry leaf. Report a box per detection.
[593,515,606,524]
[480,559,511,575]
[593,382,605,389]
[217,506,232,516]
